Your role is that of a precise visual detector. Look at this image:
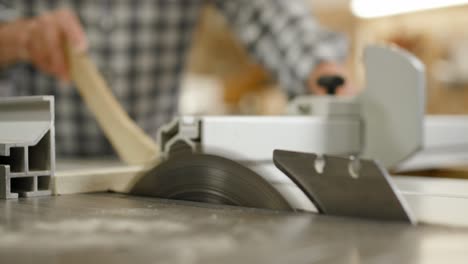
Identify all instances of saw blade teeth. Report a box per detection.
[130,153,293,211]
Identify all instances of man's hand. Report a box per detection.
[4,9,87,81]
[308,62,355,96]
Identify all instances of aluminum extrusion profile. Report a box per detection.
[0,96,55,199]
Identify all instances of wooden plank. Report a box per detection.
[68,47,159,165]
[53,165,149,195]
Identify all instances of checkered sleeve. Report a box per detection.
[213,0,348,96]
[0,2,17,96]
[0,1,17,22]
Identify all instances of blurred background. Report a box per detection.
[181,0,468,116]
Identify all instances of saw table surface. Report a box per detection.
[1,193,468,264]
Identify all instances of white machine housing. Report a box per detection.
[158,45,426,210]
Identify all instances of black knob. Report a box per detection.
[317,75,345,95]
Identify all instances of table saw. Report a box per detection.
[2,45,468,263]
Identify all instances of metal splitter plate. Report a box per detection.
[273,150,416,223]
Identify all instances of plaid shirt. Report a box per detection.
[0,0,347,158]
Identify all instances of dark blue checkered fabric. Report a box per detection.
[0,0,346,158]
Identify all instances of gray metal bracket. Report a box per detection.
[273,149,416,224]
[360,45,425,168]
[0,96,55,199]
[157,117,201,159]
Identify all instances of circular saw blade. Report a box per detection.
[130,153,293,211]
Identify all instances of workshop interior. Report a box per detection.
[2,0,468,263]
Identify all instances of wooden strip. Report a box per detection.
[53,165,151,195]
[67,47,159,165]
